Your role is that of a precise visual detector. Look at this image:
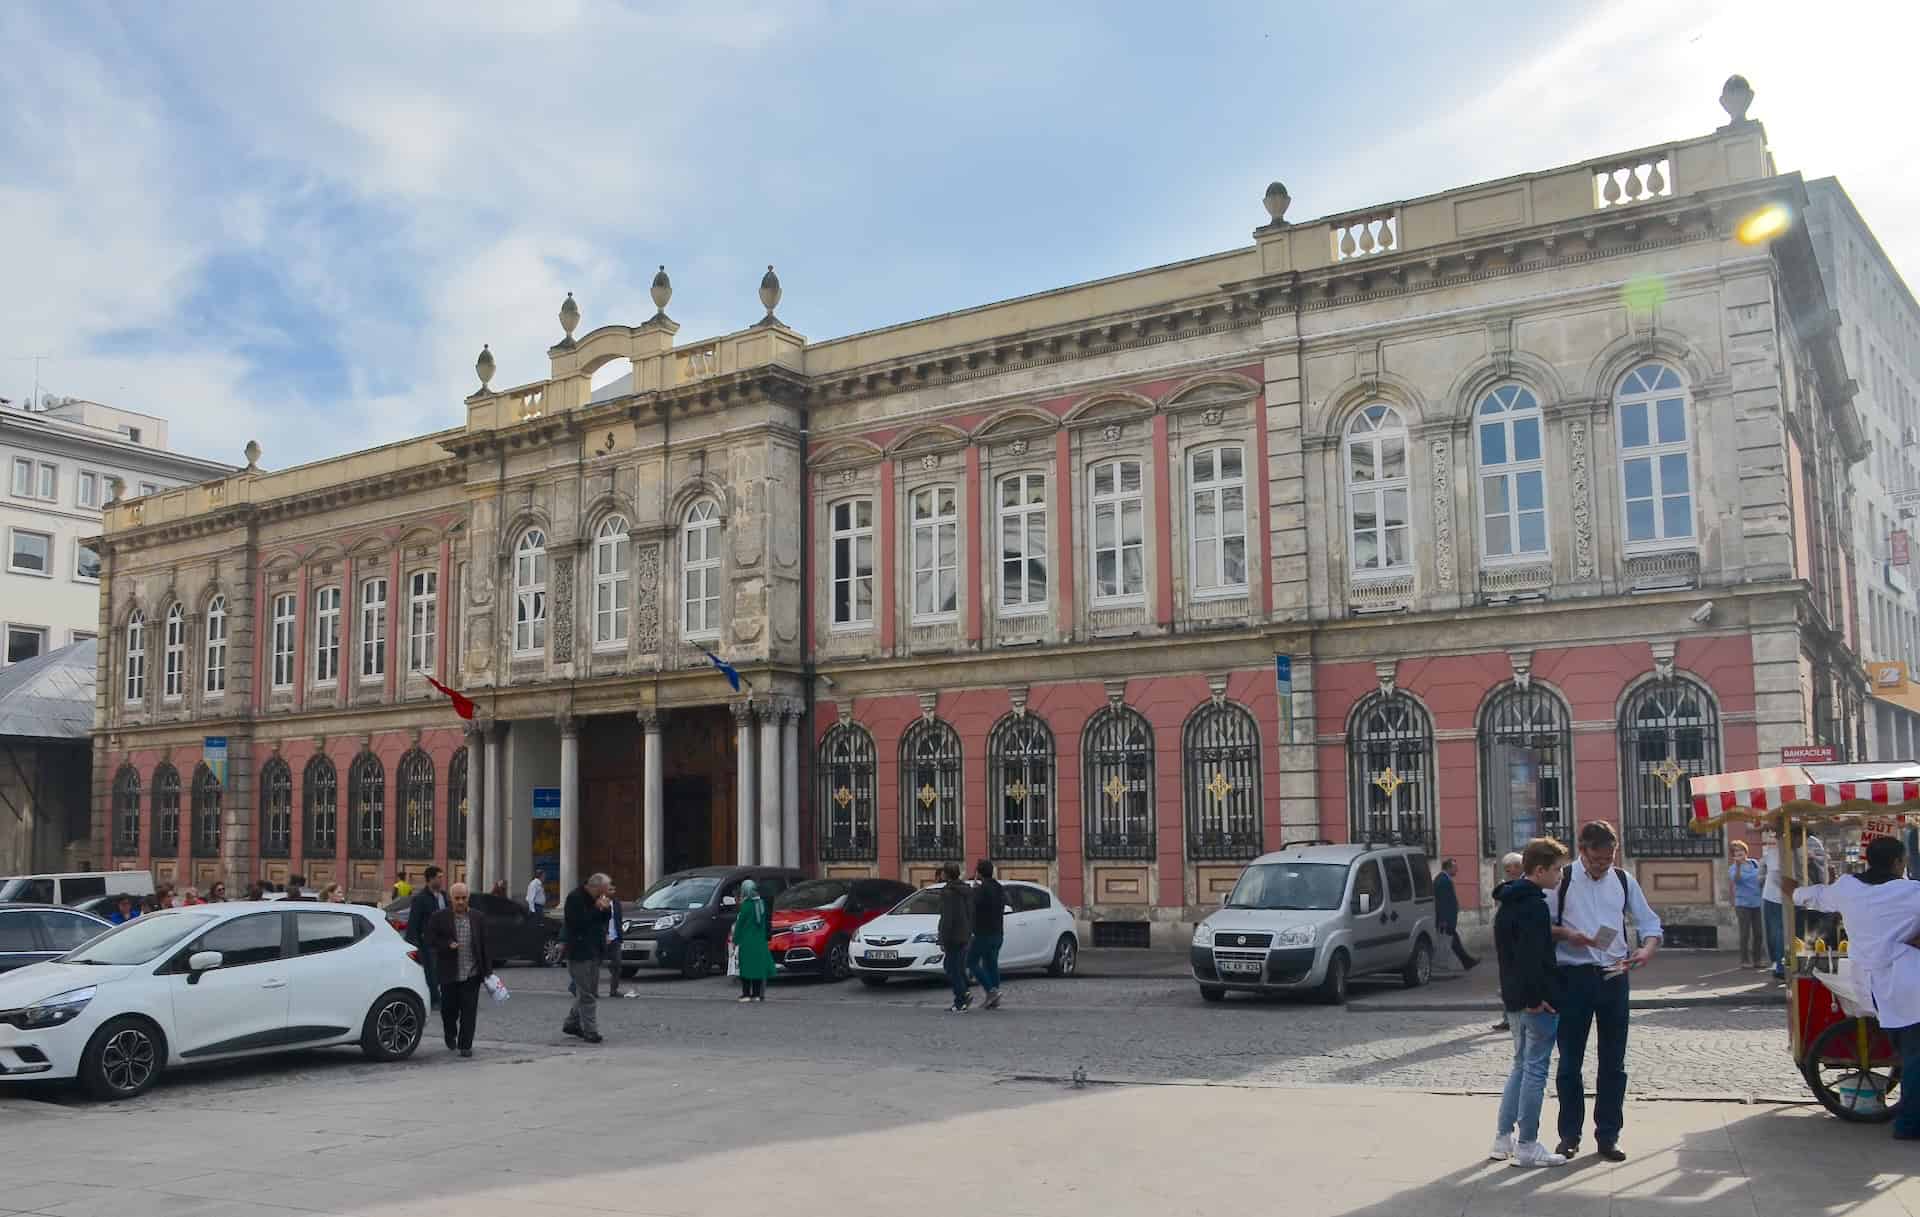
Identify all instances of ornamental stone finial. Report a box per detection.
[1262,181,1291,225]
[757,264,783,326]
[558,292,580,343]
[650,265,672,315]
[1719,74,1754,125]
[243,440,262,472]
[475,344,495,389]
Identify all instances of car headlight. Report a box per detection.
[2,986,96,1030]
[1192,923,1214,947]
[1275,925,1317,948]
[651,913,683,932]
[912,932,939,944]
[784,918,828,936]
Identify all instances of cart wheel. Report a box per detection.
[1801,1017,1902,1123]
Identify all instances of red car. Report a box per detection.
[765,877,914,980]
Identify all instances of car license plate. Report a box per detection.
[1220,960,1262,975]
[867,949,898,961]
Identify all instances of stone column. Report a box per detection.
[759,701,781,865]
[558,715,580,898]
[733,700,757,866]
[464,721,485,885]
[781,700,801,868]
[641,710,664,889]
[483,721,507,891]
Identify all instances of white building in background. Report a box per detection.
[0,398,232,665]
[1807,178,1920,759]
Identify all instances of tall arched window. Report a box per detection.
[900,717,962,861]
[259,758,293,858]
[203,595,228,696]
[910,485,960,620]
[1347,692,1435,854]
[349,752,385,858]
[1188,445,1248,595]
[152,763,181,853]
[682,501,721,639]
[1346,405,1409,575]
[1183,700,1263,860]
[1479,684,1571,856]
[113,766,141,854]
[162,603,186,701]
[513,529,547,656]
[593,515,631,649]
[817,723,876,861]
[304,754,338,855]
[124,610,147,704]
[997,474,1048,614]
[1619,677,1721,856]
[1477,385,1548,560]
[1616,363,1693,548]
[989,713,1054,859]
[398,748,434,860]
[447,747,469,859]
[1083,704,1154,859]
[190,763,222,857]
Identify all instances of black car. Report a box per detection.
[618,866,803,978]
[382,892,563,966]
[0,903,110,973]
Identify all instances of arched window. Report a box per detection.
[593,515,631,649]
[398,748,434,860]
[1616,363,1693,548]
[513,529,547,656]
[152,763,181,853]
[1476,385,1548,560]
[349,752,385,858]
[191,763,222,857]
[1184,700,1262,860]
[1347,692,1435,854]
[682,501,721,639]
[1346,405,1409,575]
[817,724,876,861]
[203,595,228,696]
[259,758,293,858]
[447,747,469,859]
[829,499,875,626]
[1619,677,1721,856]
[113,766,141,854]
[997,474,1047,614]
[1188,445,1248,595]
[124,610,147,704]
[989,713,1054,859]
[910,485,959,620]
[1083,704,1154,859]
[900,717,962,861]
[304,755,338,855]
[1479,684,1571,856]
[161,603,186,701]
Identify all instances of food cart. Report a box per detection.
[1689,762,1914,1122]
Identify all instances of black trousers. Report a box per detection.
[1440,924,1476,967]
[419,944,440,1008]
[1556,964,1631,1147]
[440,976,482,1050]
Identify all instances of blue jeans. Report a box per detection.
[1556,964,1631,1148]
[968,934,1004,991]
[942,944,970,1006]
[1895,1023,1920,1138]
[1496,1010,1559,1144]
[1763,900,1785,973]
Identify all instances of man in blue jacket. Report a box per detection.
[1434,858,1480,971]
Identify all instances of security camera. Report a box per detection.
[1690,601,1715,624]
[817,673,836,688]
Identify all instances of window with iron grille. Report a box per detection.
[989,713,1054,860]
[113,766,141,854]
[448,747,469,858]
[189,764,222,858]
[1479,683,1571,857]
[1083,704,1154,859]
[1619,677,1722,857]
[398,748,434,860]
[349,752,385,858]
[305,755,338,855]
[900,717,962,861]
[817,724,876,861]
[152,763,180,852]
[1347,692,1435,855]
[1184,700,1262,860]
[259,758,292,858]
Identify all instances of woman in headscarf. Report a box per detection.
[733,878,775,1003]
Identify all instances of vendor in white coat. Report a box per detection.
[1785,834,1920,1141]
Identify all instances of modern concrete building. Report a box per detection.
[91,77,1868,945]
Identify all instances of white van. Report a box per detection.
[0,870,156,906]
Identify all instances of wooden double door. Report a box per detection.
[579,708,737,894]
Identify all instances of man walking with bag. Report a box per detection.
[562,872,612,1043]
[425,882,493,1058]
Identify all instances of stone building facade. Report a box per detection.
[92,80,1867,942]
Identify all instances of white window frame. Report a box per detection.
[681,502,722,640]
[77,471,100,509]
[1088,458,1146,604]
[203,596,227,697]
[162,603,186,702]
[513,529,547,657]
[1345,404,1411,577]
[407,569,437,674]
[1475,385,1550,563]
[829,498,874,629]
[592,516,630,651]
[71,539,100,583]
[4,624,47,666]
[124,611,146,704]
[8,457,29,498]
[137,482,158,498]
[360,577,388,681]
[997,473,1048,615]
[313,586,341,685]
[1616,363,1695,552]
[7,527,52,577]
[910,484,960,622]
[271,592,297,690]
[1187,444,1248,598]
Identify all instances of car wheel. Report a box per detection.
[681,938,713,979]
[1047,934,1078,977]
[1317,950,1350,1005]
[1401,936,1433,989]
[1198,984,1227,1003]
[859,975,889,988]
[826,937,852,981]
[540,939,565,968]
[360,989,425,1061]
[80,1016,164,1101]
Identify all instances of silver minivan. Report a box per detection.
[1190,842,1437,1004]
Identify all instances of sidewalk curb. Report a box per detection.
[1350,992,1787,1013]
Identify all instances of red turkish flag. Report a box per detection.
[424,675,476,721]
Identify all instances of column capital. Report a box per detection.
[557,712,579,738]
[780,695,805,723]
[462,719,483,738]
[637,708,663,733]
[731,698,757,726]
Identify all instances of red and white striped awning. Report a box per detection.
[1689,763,1920,827]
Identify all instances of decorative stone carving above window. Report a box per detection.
[1102,424,1123,443]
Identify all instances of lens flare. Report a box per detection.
[1736,203,1791,245]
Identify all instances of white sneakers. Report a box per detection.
[1487,1134,1513,1161]
[1509,1141,1569,1168]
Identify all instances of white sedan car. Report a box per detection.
[850,881,1078,985]
[0,902,429,1100]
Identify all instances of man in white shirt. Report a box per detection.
[527,874,547,925]
[1551,820,1663,1163]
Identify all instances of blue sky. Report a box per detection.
[3,1,1915,467]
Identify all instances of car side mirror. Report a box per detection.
[186,950,223,983]
[1003,904,1014,915]
[722,896,737,907]
[1221,892,1231,906]
[1357,893,1374,915]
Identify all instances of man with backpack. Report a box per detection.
[1551,820,1663,1163]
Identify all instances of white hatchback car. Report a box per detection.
[0,902,429,1100]
[850,881,1078,985]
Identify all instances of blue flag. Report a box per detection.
[699,646,744,692]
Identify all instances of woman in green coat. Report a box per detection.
[733,878,776,1002]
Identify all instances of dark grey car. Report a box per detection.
[617,866,802,978]
[0,904,111,974]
